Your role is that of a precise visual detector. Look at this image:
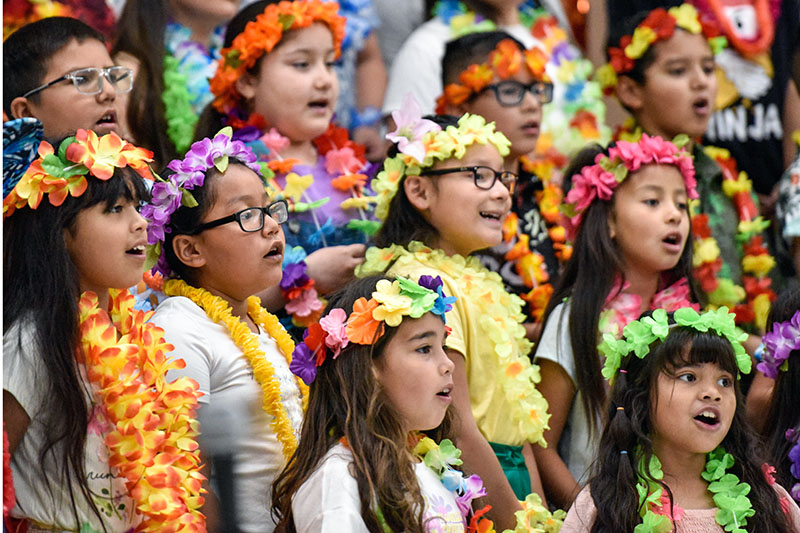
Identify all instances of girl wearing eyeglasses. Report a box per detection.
[357,111,558,531]
[142,128,306,533]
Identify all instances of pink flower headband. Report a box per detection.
[289,275,456,384]
[756,310,800,379]
[562,133,698,235]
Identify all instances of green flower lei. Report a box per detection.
[634,447,755,533]
[598,307,751,383]
[162,53,198,154]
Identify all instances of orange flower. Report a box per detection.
[345,297,384,344]
[331,173,367,191]
[489,39,522,78]
[268,158,302,174]
[67,129,154,181]
[458,64,494,92]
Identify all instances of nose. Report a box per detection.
[519,86,542,113]
[690,64,710,90]
[664,199,684,224]
[96,72,116,103]
[261,212,281,238]
[700,377,722,402]
[314,60,336,90]
[490,173,512,204]
[440,350,454,376]
[131,205,147,232]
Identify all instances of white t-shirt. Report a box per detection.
[293,443,466,532]
[3,321,139,531]
[382,18,536,116]
[535,302,600,485]
[151,296,305,533]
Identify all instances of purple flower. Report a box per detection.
[289,343,317,385]
[759,310,800,379]
[789,442,800,480]
[791,483,800,504]
[418,275,443,292]
[281,262,310,290]
[454,474,487,517]
[142,180,182,244]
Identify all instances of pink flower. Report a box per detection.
[651,278,699,311]
[285,287,324,317]
[653,490,685,521]
[319,308,349,358]
[385,93,441,163]
[260,128,290,154]
[762,463,776,485]
[325,146,362,175]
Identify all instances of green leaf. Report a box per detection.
[293,198,329,213]
[58,136,76,161]
[41,154,67,178]
[181,189,198,208]
[214,154,229,173]
[144,242,161,271]
[278,13,296,30]
[347,219,381,236]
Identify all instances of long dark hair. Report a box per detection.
[534,144,697,437]
[590,323,792,532]
[271,275,455,532]
[3,167,149,530]
[112,0,175,166]
[762,287,800,491]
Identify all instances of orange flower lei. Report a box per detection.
[163,280,309,459]
[3,129,154,217]
[78,289,205,531]
[596,3,726,96]
[209,0,346,114]
[691,147,776,330]
[435,38,550,114]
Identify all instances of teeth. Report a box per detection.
[700,410,716,419]
[129,245,145,253]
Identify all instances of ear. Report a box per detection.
[10,97,36,120]
[403,175,433,212]
[607,208,617,240]
[235,71,259,102]
[444,101,469,117]
[171,235,207,269]
[616,75,644,112]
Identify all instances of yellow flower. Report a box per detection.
[372,279,412,327]
[340,196,376,210]
[669,3,702,33]
[753,293,771,332]
[625,26,657,59]
[742,253,775,278]
[595,64,618,91]
[693,238,721,266]
[721,171,753,196]
[282,173,314,202]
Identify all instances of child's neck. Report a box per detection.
[278,139,319,167]
[493,4,520,26]
[620,267,660,314]
[171,11,219,48]
[653,442,715,509]
[204,286,260,333]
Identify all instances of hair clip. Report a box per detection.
[620,450,628,455]
[616,406,625,411]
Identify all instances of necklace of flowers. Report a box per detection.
[79,288,205,531]
[756,309,800,378]
[599,307,750,383]
[561,133,698,239]
[434,38,550,114]
[3,129,155,217]
[700,0,776,57]
[599,277,700,340]
[377,95,511,220]
[519,155,571,265]
[358,242,551,447]
[289,275,456,384]
[596,3,727,96]
[632,447,755,532]
[784,426,800,504]
[432,0,543,38]
[692,146,776,331]
[141,126,261,277]
[163,279,308,460]
[209,0,345,115]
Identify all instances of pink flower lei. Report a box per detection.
[141,127,261,277]
[562,133,698,236]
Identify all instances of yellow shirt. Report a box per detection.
[358,242,550,447]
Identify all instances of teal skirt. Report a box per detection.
[489,441,531,500]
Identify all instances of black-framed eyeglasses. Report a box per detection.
[484,80,554,107]
[424,166,517,194]
[22,66,134,98]
[191,200,289,234]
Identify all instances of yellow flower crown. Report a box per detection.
[210,0,346,114]
[434,38,551,114]
[374,112,511,220]
[596,3,726,96]
[3,129,155,217]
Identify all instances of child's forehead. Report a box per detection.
[45,38,113,78]
[648,30,715,65]
[272,22,335,54]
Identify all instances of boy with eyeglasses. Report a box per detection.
[4,17,133,141]
[436,31,561,341]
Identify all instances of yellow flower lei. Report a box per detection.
[357,242,550,446]
[163,279,308,459]
[373,113,510,220]
[79,289,205,531]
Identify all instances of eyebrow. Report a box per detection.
[409,331,438,341]
[226,194,266,207]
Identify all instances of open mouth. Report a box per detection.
[663,232,681,245]
[692,97,710,115]
[522,121,540,134]
[480,211,503,221]
[126,244,145,256]
[96,111,117,126]
[308,99,329,110]
[694,409,719,427]
[436,386,452,399]
[264,241,284,259]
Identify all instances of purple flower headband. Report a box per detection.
[756,310,800,379]
[141,127,261,277]
[786,426,800,504]
[562,133,698,237]
[289,275,457,385]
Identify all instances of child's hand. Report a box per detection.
[352,125,388,162]
[306,244,366,295]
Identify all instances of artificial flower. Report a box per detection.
[345,297,384,344]
[319,308,349,358]
[386,93,442,163]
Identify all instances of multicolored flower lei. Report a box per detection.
[358,242,550,446]
[598,307,750,382]
[289,275,456,384]
[596,3,727,96]
[561,133,698,237]
[469,492,565,533]
[3,129,155,217]
[140,127,261,277]
[413,437,488,524]
[163,279,308,460]
[785,427,800,504]
[209,0,346,115]
[691,147,777,331]
[79,289,205,531]
[280,246,326,328]
[632,447,754,533]
[519,156,571,265]
[434,38,550,114]
[376,99,510,220]
[3,423,14,517]
[756,310,800,379]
